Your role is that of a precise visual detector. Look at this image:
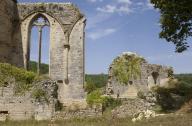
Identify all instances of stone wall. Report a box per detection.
[106,52,173,99]
[54,106,102,120]
[17,3,86,105]
[0,79,56,121]
[0,1,90,120]
[0,0,23,67]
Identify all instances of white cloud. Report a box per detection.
[86,13,112,30]
[88,28,117,40]
[136,2,144,6]
[97,5,117,13]
[87,0,103,2]
[97,4,132,14]
[117,0,132,4]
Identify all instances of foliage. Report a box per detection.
[32,88,47,102]
[85,74,108,88]
[86,89,103,106]
[111,54,143,84]
[102,96,122,110]
[175,74,192,86]
[86,89,121,110]
[84,81,97,94]
[151,75,192,111]
[152,86,176,110]
[0,63,36,94]
[29,61,49,75]
[150,0,192,52]
[137,91,146,99]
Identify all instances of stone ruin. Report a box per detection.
[0,0,87,120]
[0,0,175,121]
[0,0,86,105]
[0,78,57,121]
[106,52,173,99]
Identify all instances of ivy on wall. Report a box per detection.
[111,53,144,85]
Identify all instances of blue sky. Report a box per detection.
[18,0,192,74]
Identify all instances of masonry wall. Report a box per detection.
[0,87,55,121]
[59,18,86,104]
[107,59,172,99]
[0,0,23,67]
[17,3,86,105]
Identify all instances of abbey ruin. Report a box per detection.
[0,0,85,104]
[0,0,87,120]
[106,52,172,99]
[0,0,175,121]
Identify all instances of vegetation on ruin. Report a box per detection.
[111,54,144,84]
[0,63,54,102]
[0,63,36,94]
[32,88,48,102]
[150,0,192,52]
[86,89,121,111]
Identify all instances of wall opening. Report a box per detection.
[28,15,50,75]
[0,111,8,114]
[152,72,159,84]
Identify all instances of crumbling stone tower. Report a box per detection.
[0,0,86,105]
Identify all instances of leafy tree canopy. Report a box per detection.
[151,0,192,52]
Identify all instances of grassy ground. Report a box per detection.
[1,113,192,126]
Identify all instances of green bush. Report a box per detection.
[137,91,146,99]
[86,89,121,110]
[0,63,36,83]
[152,86,176,110]
[86,90,103,106]
[85,82,97,94]
[151,77,192,111]
[102,96,122,110]
[0,63,36,94]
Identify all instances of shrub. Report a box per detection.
[102,96,122,110]
[85,81,97,94]
[86,89,121,110]
[0,63,36,94]
[137,91,146,99]
[152,86,176,110]
[86,89,103,106]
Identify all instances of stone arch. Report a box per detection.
[17,3,86,104]
[27,13,50,74]
[22,11,65,33]
[21,12,66,78]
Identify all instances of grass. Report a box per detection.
[0,113,192,126]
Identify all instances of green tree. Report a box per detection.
[111,54,143,84]
[150,0,192,52]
